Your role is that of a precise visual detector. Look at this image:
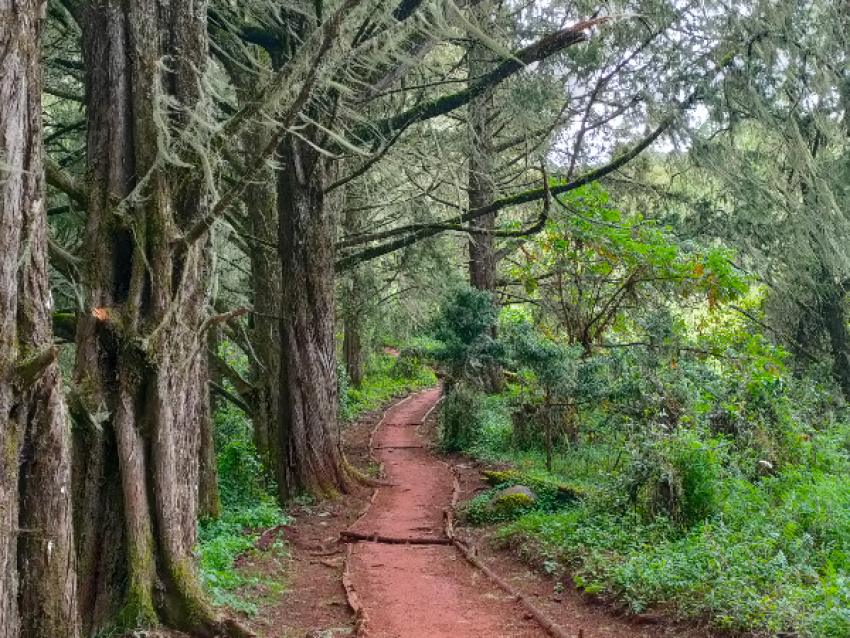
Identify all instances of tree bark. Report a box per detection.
[200,330,221,520]
[467,36,498,295]
[198,350,221,520]
[467,30,504,393]
[341,193,368,389]
[343,315,365,388]
[1,2,79,636]
[277,137,354,499]
[820,278,850,402]
[245,132,282,476]
[73,1,237,633]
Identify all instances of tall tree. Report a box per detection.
[1,1,79,636]
[688,0,850,398]
[68,1,245,633]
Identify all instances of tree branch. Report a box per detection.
[355,17,611,143]
[209,353,256,401]
[184,1,362,245]
[45,156,88,208]
[336,112,668,270]
[210,381,253,417]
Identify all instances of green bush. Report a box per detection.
[494,421,850,635]
[622,428,726,530]
[440,383,483,452]
[214,400,273,509]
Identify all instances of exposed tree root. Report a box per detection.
[342,457,396,487]
[215,617,257,638]
[340,530,452,545]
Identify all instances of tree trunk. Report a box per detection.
[820,278,850,402]
[198,351,221,520]
[1,3,79,636]
[73,2,239,633]
[467,37,499,296]
[341,196,368,389]
[245,133,282,475]
[343,315,365,388]
[467,33,504,394]
[200,331,221,520]
[276,137,354,499]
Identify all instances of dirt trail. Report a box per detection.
[345,388,552,638]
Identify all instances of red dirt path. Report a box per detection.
[346,388,549,638]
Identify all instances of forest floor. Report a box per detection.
[237,389,729,638]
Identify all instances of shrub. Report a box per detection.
[440,383,483,452]
[621,428,726,529]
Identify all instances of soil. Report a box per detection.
[236,405,384,638]
[238,390,730,638]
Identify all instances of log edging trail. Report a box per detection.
[443,466,582,638]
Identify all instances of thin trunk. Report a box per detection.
[245,135,281,474]
[467,33,504,393]
[277,137,353,499]
[821,280,850,401]
[200,330,221,519]
[342,197,367,389]
[544,392,553,472]
[343,316,365,388]
[1,3,79,636]
[198,350,221,520]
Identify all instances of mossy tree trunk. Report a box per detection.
[276,136,354,500]
[0,3,79,637]
[72,1,240,634]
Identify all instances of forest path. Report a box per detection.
[344,388,552,638]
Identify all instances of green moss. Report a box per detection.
[115,585,157,630]
[482,470,523,486]
[492,492,534,513]
[481,470,584,503]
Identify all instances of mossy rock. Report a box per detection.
[481,470,584,503]
[487,486,537,516]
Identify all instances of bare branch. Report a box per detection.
[336,112,670,270]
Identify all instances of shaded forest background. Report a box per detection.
[2,0,850,636]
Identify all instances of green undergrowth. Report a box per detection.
[199,344,290,615]
[197,502,290,615]
[341,351,437,421]
[453,389,850,636]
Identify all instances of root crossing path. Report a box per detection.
[344,388,556,638]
